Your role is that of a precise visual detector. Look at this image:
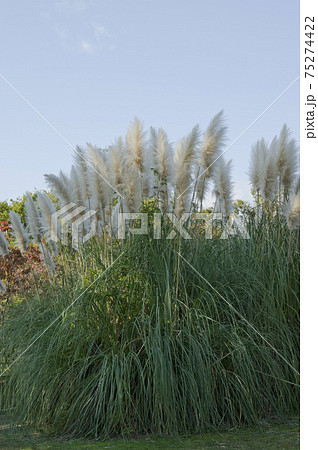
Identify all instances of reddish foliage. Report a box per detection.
[0,221,11,234]
[0,224,49,323]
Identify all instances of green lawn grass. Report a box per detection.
[0,415,299,449]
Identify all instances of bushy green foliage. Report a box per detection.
[0,197,27,224]
[1,211,299,438]
[0,192,58,225]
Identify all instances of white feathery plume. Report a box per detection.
[126,117,147,172]
[248,140,263,193]
[281,138,298,195]
[0,230,9,256]
[70,165,84,207]
[151,127,173,182]
[123,166,141,213]
[198,110,227,177]
[196,111,227,205]
[277,124,299,196]
[262,137,278,201]
[36,191,58,256]
[9,211,30,253]
[0,279,6,293]
[87,145,112,225]
[44,171,72,206]
[150,126,172,208]
[87,144,109,180]
[277,124,290,176]
[25,192,43,244]
[126,117,150,198]
[287,178,300,231]
[251,138,277,201]
[73,146,90,202]
[173,125,200,217]
[213,158,233,216]
[59,170,72,200]
[108,138,127,200]
[36,191,56,233]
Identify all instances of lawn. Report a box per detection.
[0,415,299,449]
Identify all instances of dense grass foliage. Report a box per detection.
[1,212,299,438]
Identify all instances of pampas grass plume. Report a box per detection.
[287,178,300,230]
[36,191,58,255]
[277,124,299,195]
[213,158,233,215]
[123,166,141,213]
[262,137,278,200]
[199,110,226,177]
[73,146,90,202]
[174,124,200,216]
[126,117,150,198]
[44,171,71,207]
[248,140,262,192]
[109,137,126,198]
[9,211,30,253]
[70,165,84,207]
[0,229,9,256]
[25,192,43,244]
[151,127,172,182]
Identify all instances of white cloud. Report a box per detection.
[80,41,93,54]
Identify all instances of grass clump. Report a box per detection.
[1,212,299,439]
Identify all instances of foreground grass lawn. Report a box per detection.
[0,416,299,449]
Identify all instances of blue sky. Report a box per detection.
[0,0,299,203]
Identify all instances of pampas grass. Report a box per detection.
[73,146,91,203]
[70,165,84,207]
[262,137,278,201]
[150,127,172,209]
[248,140,263,194]
[109,137,126,199]
[126,117,147,173]
[87,145,112,226]
[213,158,233,215]
[44,171,72,207]
[277,124,298,199]
[25,192,43,244]
[249,126,299,207]
[9,211,30,253]
[2,222,299,437]
[0,229,9,256]
[0,233,9,298]
[36,192,58,256]
[173,125,200,217]
[123,166,141,213]
[196,110,227,208]
[151,127,172,182]
[287,178,300,231]
[281,138,298,196]
[2,114,300,441]
[198,110,226,178]
[126,117,150,198]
